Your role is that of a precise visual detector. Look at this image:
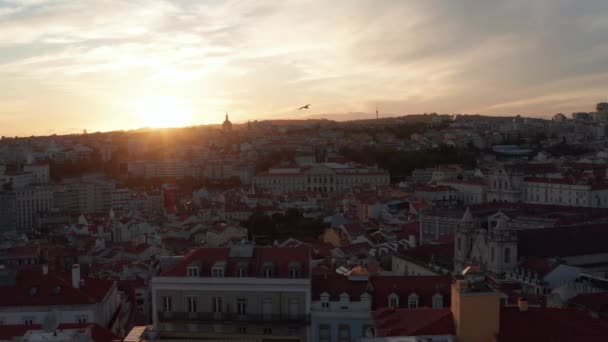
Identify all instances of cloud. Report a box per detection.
[2,0,608,135]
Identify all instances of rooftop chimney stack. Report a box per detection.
[518,297,529,312]
[72,264,80,289]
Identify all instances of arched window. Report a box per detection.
[432,293,443,308]
[320,292,330,309]
[339,293,350,310]
[408,293,419,308]
[388,293,399,308]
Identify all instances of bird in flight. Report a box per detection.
[298,104,311,110]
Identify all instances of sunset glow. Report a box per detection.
[135,96,194,128]
[2,1,608,136]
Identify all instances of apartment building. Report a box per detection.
[254,163,389,193]
[151,244,311,341]
[15,185,55,232]
[0,264,121,329]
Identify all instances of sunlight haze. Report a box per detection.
[2,0,608,136]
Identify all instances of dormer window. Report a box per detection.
[187,266,199,277]
[388,293,399,309]
[288,262,302,278]
[408,293,419,309]
[212,262,226,278]
[339,293,350,310]
[320,292,330,309]
[432,293,443,308]
[361,292,372,308]
[263,262,274,278]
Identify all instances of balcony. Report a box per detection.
[158,311,309,324]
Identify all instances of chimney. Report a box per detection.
[518,297,528,312]
[71,264,80,289]
[42,264,48,275]
[408,234,417,247]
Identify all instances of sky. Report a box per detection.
[2,0,608,136]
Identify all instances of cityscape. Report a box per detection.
[2,1,608,342]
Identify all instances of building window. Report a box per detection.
[212,266,224,278]
[388,293,399,308]
[288,262,302,278]
[288,298,300,319]
[263,328,272,335]
[187,296,198,313]
[237,267,247,277]
[408,294,419,309]
[239,327,247,334]
[363,325,375,338]
[338,324,350,342]
[339,293,350,310]
[491,247,495,262]
[289,268,299,278]
[321,296,330,309]
[262,298,273,320]
[432,293,443,309]
[457,237,461,251]
[237,297,247,315]
[186,266,199,277]
[162,296,172,312]
[76,315,88,323]
[212,297,223,313]
[319,324,331,342]
[264,267,273,278]
[24,318,34,325]
[504,247,511,263]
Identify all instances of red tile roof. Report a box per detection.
[370,276,452,310]
[373,308,454,337]
[498,307,608,342]
[397,221,419,240]
[0,266,114,307]
[415,185,456,192]
[312,274,369,301]
[519,256,554,277]
[160,246,310,278]
[570,292,608,314]
[518,224,608,258]
[396,243,454,271]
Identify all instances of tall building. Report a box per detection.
[486,163,525,203]
[254,163,390,193]
[222,113,233,132]
[596,102,608,124]
[0,264,123,329]
[23,163,50,184]
[151,244,311,341]
[454,211,517,275]
[0,191,17,233]
[450,269,502,342]
[15,186,55,232]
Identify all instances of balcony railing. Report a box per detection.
[158,311,309,324]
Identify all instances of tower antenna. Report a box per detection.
[376,104,379,120]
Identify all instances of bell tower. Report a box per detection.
[487,213,518,276]
[454,207,477,273]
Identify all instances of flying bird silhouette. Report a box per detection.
[298,104,311,110]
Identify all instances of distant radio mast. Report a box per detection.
[376,104,379,120]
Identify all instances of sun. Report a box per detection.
[135,96,194,128]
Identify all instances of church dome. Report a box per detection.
[222,113,232,131]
